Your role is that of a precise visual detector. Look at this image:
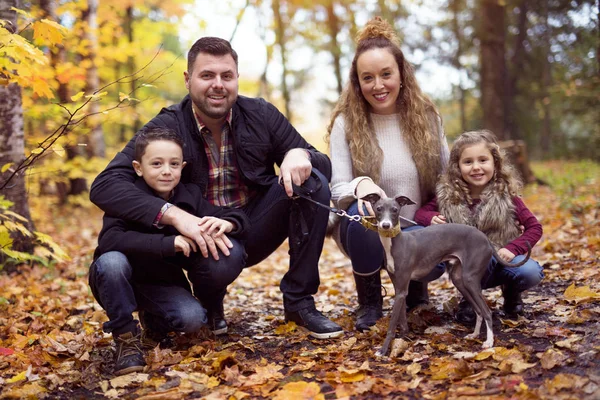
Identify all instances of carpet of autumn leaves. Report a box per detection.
[1,161,599,400]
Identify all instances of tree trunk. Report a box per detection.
[326,1,343,95]
[479,0,506,139]
[84,0,105,158]
[0,0,36,270]
[505,0,528,141]
[499,140,538,185]
[450,0,467,132]
[272,0,291,119]
[40,0,68,103]
[126,6,140,133]
[539,0,552,159]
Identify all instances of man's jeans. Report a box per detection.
[242,169,330,312]
[89,238,246,336]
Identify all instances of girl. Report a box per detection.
[327,17,449,331]
[415,130,544,321]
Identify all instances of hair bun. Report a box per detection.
[356,16,400,46]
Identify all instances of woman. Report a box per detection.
[327,17,449,331]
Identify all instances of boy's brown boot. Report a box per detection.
[114,331,145,376]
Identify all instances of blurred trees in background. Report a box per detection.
[234,0,598,159]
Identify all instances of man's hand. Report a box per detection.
[198,216,234,237]
[279,148,312,197]
[497,248,516,263]
[431,214,447,225]
[355,179,386,216]
[174,235,197,257]
[161,207,233,260]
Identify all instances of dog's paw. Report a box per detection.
[482,339,494,349]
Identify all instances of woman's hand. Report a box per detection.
[355,179,386,216]
[431,214,447,225]
[497,248,516,263]
[174,235,197,257]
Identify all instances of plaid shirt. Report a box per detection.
[193,109,252,208]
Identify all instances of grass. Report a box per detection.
[530,160,599,213]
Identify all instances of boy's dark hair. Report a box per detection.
[187,37,238,73]
[134,127,184,161]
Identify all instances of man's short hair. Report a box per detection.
[187,37,238,73]
[134,127,184,161]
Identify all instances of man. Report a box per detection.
[90,37,343,340]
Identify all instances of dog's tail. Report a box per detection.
[491,241,531,268]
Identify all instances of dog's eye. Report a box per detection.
[375,206,381,212]
[392,207,398,213]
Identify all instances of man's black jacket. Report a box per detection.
[90,95,332,227]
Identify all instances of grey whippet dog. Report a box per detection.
[361,193,531,357]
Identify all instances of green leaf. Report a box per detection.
[2,210,29,222]
[1,247,34,262]
[0,228,13,247]
[11,7,33,19]
[71,91,84,101]
[1,163,13,173]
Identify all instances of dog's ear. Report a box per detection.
[395,195,415,207]
[361,193,381,204]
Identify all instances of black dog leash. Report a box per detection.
[286,178,418,233]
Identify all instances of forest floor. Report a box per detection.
[0,161,599,399]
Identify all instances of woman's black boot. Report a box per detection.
[353,271,383,332]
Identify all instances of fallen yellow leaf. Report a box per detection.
[6,369,27,384]
[563,283,600,303]
[273,381,324,400]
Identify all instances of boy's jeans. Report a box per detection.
[89,238,246,336]
[482,254,544,292]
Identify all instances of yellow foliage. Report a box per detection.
[0,10,65,100]
[32,19,68,46]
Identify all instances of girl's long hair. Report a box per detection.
[442,129,522,204]
[327,17,444,199]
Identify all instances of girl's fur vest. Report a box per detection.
[435,180,521,250]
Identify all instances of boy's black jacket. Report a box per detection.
[93,179,250,286]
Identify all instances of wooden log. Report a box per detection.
[499,140,540,185]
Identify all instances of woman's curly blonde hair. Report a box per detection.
[441,129,522,204]
[327,16,444,200]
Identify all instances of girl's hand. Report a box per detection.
[355,179,387,216]
[431,214,447,225]
[198,216,235,237]
[497,248,515,263]
[175,235,197,257]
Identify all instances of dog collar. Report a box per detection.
[360,216,401,238]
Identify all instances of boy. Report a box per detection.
[89,127,249,375]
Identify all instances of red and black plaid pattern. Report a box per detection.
[193,110,251,207]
